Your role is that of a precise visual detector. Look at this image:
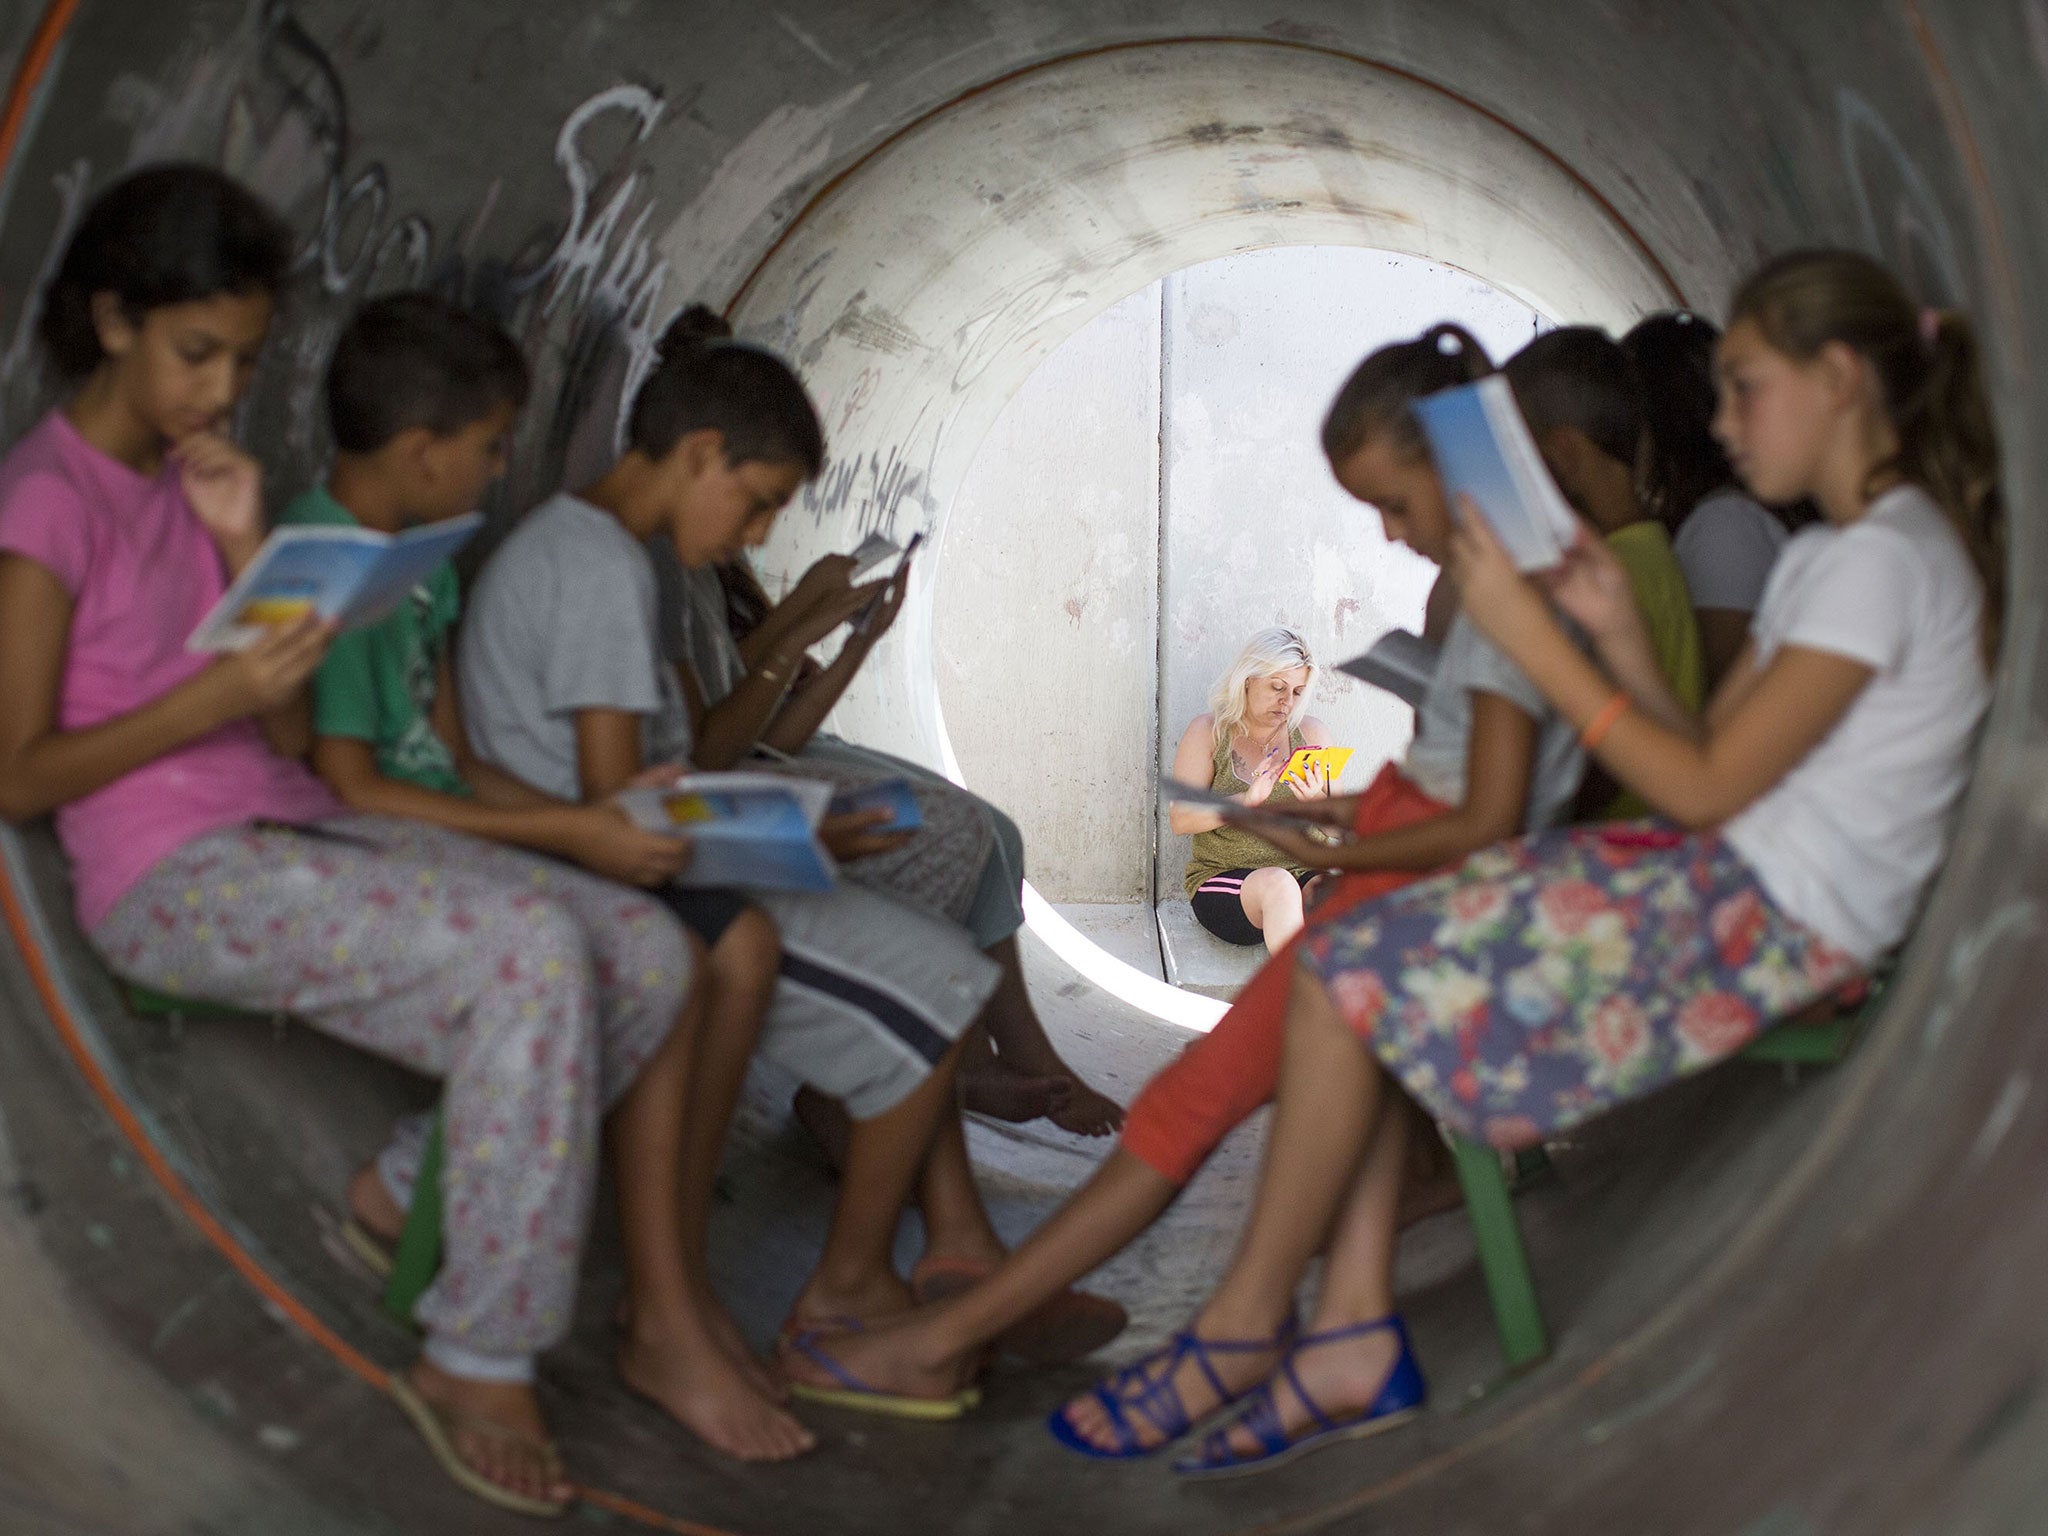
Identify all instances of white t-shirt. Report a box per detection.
[1672,488,1789,613]
[1722,486,1987,962]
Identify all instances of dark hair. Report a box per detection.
[1730,248,2004,663]
[1501,325,1643,467]
[326,292,529,453]
[626,305,825,476]
[1321,324,1493,464]
[39,163,294,380]
[1620,310,1742,532]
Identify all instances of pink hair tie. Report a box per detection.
[1920,306,1944,347]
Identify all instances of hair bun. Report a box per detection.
[658,303,734,361]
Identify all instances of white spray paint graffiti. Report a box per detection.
[1837,86,1965,303]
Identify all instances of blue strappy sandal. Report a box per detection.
[1045,1318,1295,1460]
[1172,1314,1426,1478]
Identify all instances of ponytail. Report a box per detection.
[1730,250,2005,665]
[627,303,825,477]
[1321,323,1493,465]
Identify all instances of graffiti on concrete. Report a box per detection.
[1836,86,1965,304]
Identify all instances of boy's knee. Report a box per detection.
[714,904,780,983]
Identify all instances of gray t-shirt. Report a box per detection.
[457,493,694,801]
[1400,613,1584,830]
[649,537,749,704]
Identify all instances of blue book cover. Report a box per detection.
[828,778,923,834]
[1411,375,1579,571]
[188,513,483,652]
[619,774,839,893]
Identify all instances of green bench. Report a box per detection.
[1445,987,1879,1380]
[124,982,446,1322]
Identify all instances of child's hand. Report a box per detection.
[1222,810,1337,868]
[1447,496,1555,658]
[206,614,334,718]
[848,565,910,647]
[567,804,694,887]
[1542,519,1646,646]
[819,807,915,861]
[792,578,887,646]
[621,762,688,791]
[174,433,265,573]
[787,553,859,611]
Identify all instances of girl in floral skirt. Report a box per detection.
[1021,249,2003,1475]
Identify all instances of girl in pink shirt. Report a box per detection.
[0,165,796,1515]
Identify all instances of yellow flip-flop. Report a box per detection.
[387,1375,573,1519]
[783,1328,981,1421]
[338,1219,395,1281]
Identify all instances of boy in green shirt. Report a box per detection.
[1504,327,1706,817]
[289,293,806,1466]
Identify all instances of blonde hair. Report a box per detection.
[1210,627,1316,748]
[1729,249,2005,664]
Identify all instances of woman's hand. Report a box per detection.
[1237,741,1292,808]
[1446,496,1562,662]
[819,807,915,861]
[1283,756,1333,799]
[565,803,694,887]
[174,433,266,573]
[202,614,334,720]
[1542,519,1648,647]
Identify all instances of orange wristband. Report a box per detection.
[1581,691,1630,752]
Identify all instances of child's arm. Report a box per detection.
[756,563,910,754]
[311,732,688,888]
[736,554,859,666]
[0,555,331,820]
[1228,692,1535,873]
[1539,523,1701,742]
[687,578,884,770]
[1452,511,1872,829]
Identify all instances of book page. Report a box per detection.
[1412,375,1578,571]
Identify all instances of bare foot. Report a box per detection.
[406,1361,574,1509]
[1044,1076,1124,1138]
[788,1266,915,1333]
[615,1288,786,1402]
[778,1310,977,1405]
[619,1322,815,1463]
[1203,1322,1402,1462]
[962,1062,1074,1125]
[1056,1321,1284,1454]
[346,1160,406,1246]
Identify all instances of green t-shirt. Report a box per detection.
[1604,519,1705,819]
[279,487,470,797]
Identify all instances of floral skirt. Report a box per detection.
[1298,822,1863,1149]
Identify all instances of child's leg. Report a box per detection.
[915,1099,1005,1269]
[93,821,615,1506]
[792,1033,969,1325]
[968,933,1125,1136]
[1060,965,1383,1452]
[779,1144,1179,1401]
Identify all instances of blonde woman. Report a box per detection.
[1169,627,1334,951]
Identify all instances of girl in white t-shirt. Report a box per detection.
[1624,310,1798,687]
[1024,250,1997,1477]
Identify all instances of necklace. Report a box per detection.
[1231,722,1289,783]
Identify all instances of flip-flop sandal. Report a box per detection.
[911,1256,1129,1366]
[386,1375,573,1518]
[1045,1320,1294,1460]
[783,1327,982,1421]
[1173,1315,1428,1479]
[338,1219,396,1281]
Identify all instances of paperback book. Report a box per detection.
[188,513,483,652]
[1412,374,1580,571]
[1336,629,1441,709]
[619,773,840,893]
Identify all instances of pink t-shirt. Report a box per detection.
[0,410,340,933]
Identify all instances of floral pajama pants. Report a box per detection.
[92,815,693,1376]
[1299,822,1864,1149]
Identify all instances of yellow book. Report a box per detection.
[1280,746,1352,790]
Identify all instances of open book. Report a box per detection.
[848,531,900,578]
[1337,629,1440,709]
[187,513,483,653]
[617,772,839,892]
[828,777,924,834]
[1412,375,1579,570]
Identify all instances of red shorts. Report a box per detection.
[1120,763,1453,1185]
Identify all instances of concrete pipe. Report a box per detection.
[0,3,2041,1533]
